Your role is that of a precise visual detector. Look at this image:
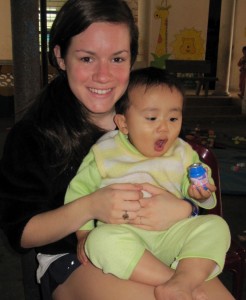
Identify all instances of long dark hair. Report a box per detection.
[49,0,138,70]
[23,0,139,174]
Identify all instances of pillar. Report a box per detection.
[213,0,236,96]
[10,0,41,122]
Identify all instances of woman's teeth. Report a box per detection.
[89,88,111,95]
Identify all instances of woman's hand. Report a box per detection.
[129,183,192,231]
[88,183,142,225]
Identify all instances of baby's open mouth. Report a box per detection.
[154,139,167,151]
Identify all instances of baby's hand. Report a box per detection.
[188,182,216,202]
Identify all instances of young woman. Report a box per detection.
[0,1,234,299]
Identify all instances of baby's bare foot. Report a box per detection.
[192,286,208,300]
[155,283,192,300]
[154,281,208,300]
[155,288,187,299]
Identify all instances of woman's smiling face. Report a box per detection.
[55,22,131,123]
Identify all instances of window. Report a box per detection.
[39,1,65,51]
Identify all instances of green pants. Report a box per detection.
[85,215,230,280]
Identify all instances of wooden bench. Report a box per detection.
[165,60,218,96]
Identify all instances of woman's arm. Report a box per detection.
[21,183,142,248]
[238,57,245,67]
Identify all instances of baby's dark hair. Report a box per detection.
[242,46,246,52]
[116,67,185,114]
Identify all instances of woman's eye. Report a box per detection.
[80,57,93,63]
[113,57,125,63]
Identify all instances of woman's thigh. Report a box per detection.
[53,262,156,300]
[53,262,235,300]
[202,277,235,300]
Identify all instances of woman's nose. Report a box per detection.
[92,62,112,83]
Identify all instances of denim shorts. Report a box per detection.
[41,253,81,299]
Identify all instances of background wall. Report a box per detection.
[148,0,209,63]
[137,0,246,93]
[1,0,246,93]
[0,0,12,60]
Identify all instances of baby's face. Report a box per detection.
[123,84,183,157]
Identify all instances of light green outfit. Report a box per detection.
[65,130,230,280]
